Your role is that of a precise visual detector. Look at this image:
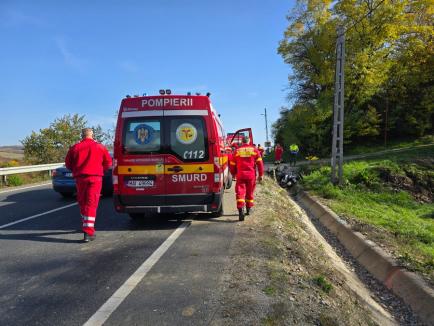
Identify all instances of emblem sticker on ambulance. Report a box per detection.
[134,124,154,145]
[176,123,197,145]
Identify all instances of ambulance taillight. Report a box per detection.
[112,159,119,193]
[212,146,222,192]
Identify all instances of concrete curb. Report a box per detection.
[296,191,434,325]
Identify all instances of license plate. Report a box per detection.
[64,172,73,177]
[126,180,154,188]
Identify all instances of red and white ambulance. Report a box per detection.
[112,90,252,218]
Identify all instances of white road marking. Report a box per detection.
[83,222,190,326]
[0,182,52,195]
[0,203,77,229]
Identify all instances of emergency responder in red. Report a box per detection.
[229,136,264,221]
[257,144,265,157]
[274,143,283,164]
[65,128,112,242]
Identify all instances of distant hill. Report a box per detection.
[0,146,24,162]
[0,145,24,153]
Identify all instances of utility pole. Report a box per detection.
[261,108,270,149]
[331,26,345,185]
[264,108,269,144]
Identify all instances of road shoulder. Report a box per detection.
[210,178,395,325]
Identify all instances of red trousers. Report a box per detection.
[76,176,102,236]
[235,178,256,209]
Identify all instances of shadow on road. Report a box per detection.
[0,230,83,244]
[0,188,75,221]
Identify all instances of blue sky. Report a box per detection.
[0,0,293,146]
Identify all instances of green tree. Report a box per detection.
[21,114,110,164]
[276,0,433,154]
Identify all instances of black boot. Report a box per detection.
[238,208,245,221]
[83,233,96,242]
[246,207,252,215]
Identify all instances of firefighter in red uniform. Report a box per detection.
[65,128,112,242]
[229,136,264,221]
[274,143,283,164]
[257,144,265,157]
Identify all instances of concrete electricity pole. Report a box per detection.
[262,108,270,148]
[331,26,345,185]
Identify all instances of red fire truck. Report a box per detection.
[112,90,253,219]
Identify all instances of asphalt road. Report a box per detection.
[0,184,238,326]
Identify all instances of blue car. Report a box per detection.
[52,166,113,198]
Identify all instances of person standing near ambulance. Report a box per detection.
[274,143,283,164]
[65,128,112,242]
[229,136,264,221]
[257,144,265,157]
[289,143,299,167]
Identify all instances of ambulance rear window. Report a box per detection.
[123,119,161,153]
[168,117,208,161]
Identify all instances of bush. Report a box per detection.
[302,166,330,191]
[313,275,333,294]
[0,160,20,168]
[418,135,434,144]
[7,175,23,186]
[320,183,343,199]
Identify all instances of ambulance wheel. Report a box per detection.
[226,174,233,189]
[210,205,223,218]
[210,198,224,218]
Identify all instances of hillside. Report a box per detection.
[0,146,24,164]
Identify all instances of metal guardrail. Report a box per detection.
[0,162,64,185]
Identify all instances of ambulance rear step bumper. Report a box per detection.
[113,192,222,214]
[122,205,211,214]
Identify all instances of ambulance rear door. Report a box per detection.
[229,128,253,146]
[164,114,214,205]
[118,115,166,206]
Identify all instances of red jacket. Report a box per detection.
[229,144,264,180]
[65,138,112,177]
[258,146,265,157]
[275,145,283,161]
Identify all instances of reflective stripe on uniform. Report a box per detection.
[230,161,236,165]
[83,223,94,227]
[256,157,262,162]
[83,216,95,221]
[237,199,245,202]
[237,147,256,157]
[246,199,254,203]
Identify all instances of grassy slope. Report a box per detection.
[302,144,434,283]
[344,135,434,155]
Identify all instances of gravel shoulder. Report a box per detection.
[210,178,397,325]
